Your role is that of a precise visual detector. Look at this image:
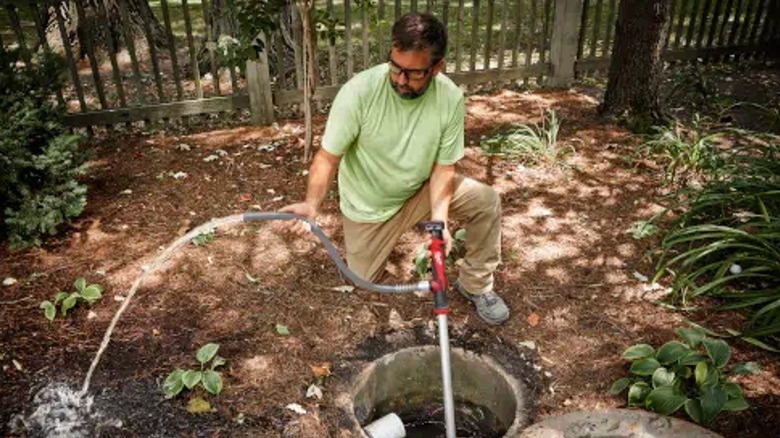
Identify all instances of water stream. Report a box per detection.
[79,214,245,396]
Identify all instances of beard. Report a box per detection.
[390,77,432,99]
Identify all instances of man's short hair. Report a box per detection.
[391,13,448,63]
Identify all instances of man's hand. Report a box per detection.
[278,201,318,236]
[276,148,340,237]
[442,227,453,256]
[280,201,318,219]
[425,226,453,259]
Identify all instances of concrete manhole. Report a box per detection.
[345,345,530,437]
[518,409,723,438]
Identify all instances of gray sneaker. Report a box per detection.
[455,280,510,325]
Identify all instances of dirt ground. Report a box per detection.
[2,78,780,437]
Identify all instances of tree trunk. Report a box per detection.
[300,0,315,162]
[45,0,168,58]
[600,0,674,125]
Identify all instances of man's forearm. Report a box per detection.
[305,149,341,210]
[430,163,456,224]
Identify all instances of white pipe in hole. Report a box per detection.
[364,412,406,438]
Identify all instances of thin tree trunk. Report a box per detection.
[300,0,315,162]
[600,0,674,125]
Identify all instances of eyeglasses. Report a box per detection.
[388,58,432,81]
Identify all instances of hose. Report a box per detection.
[242,212,430,294]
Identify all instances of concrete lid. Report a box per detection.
[518,409,722,438]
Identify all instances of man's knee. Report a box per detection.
[453,177,501,220]
[470,180,500,213]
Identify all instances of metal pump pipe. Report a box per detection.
[242,212,456,438]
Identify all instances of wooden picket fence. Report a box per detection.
[0,0,778,130]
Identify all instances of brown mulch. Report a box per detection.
[1,87,778,437]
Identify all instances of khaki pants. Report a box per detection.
[342,174,501,294]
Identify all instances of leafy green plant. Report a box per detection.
[480,109,570,167]
[192,231,215,246]
[649,138,780,346]
[640,116,724,186]
[163,343,226,398]
[610,328,757,424]
[1,48,87,248]
[415,229,467,278]
[627,220,659,240]
[39,278,103,322]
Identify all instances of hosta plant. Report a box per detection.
[40,278,103,321]
[163,343,226,398]
[610,327,758,424]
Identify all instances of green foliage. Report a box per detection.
[627,220,659,240]
[415,228,467,278]
[610,328,757,424]
[649,135,780,347]
[639,116,724,186]
[233,0,288,59]
[0,48,87,248]
[39,278,103,321]
[480,110,571,167]
[191,231,216,246]
[163,343,226,399]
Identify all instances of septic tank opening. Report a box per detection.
[351,346,528,437]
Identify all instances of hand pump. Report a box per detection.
[422,221,457,438]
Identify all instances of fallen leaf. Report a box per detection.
[2,278,17,286]
[310,362,331,378]
[176,219,192,236]
[306,384,323,400]
[238,193,252,203]
[388,309,406,330]
[275,324,290,335]
[518,340,537,350]
[187,397,211,413]
[331,285,355,293]
[526,312,540,327]
[285,403,307,415]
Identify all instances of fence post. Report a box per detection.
[247,33,275,125]
[547,0,584,88]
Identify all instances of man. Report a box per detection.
[281,13,509,325]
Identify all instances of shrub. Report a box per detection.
[0,48,88,248]
[639,115,724,186]
[40,277,103,321]
[610,328,758,424]
[480,109,571,167]
[163,343,226,398]
[650,135,780,347]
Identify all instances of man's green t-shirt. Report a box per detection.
[321,63,465,223]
